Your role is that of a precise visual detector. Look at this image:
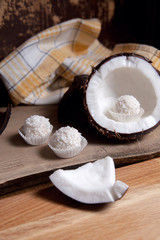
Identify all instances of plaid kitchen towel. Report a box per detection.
[0,18,111,105]
[1,18,160,105]
[112,43,160,69]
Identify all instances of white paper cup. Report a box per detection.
[48,136,88,158]
[18,125,53,145]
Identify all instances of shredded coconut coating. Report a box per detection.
[51,126,82,149]
[23,115,52,138]
[115,95,140,115]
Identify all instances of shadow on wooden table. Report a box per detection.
[7,133,30,147]
[38,145,58,161]
[36,185,112,212]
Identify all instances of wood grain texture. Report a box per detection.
[1,105,160,195]
[0,158,160,240]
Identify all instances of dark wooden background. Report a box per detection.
[0,0,160,106]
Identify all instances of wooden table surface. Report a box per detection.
[0,106,160,240]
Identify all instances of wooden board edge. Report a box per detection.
[1,151,160,196]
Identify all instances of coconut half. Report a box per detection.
[49,156,129,204]
[83,53,160,139]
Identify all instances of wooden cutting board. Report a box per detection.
[1,105,160,195]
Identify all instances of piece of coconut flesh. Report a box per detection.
[86,55,160,135]
[49,156,129,204]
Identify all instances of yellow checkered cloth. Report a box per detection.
[0,18,111,105]
[0,18,160,105]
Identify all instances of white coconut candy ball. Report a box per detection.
[109,95,144,122]
[48,126,88,158]
[23,115,52,138]
[19,115,53,145]
[115,95,141,115]
[51,126,82,149]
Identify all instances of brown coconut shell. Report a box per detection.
[58,75,89,127]
[58,53,160,140]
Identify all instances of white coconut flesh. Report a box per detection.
[86,55,160,134]
[49,156,129,204]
